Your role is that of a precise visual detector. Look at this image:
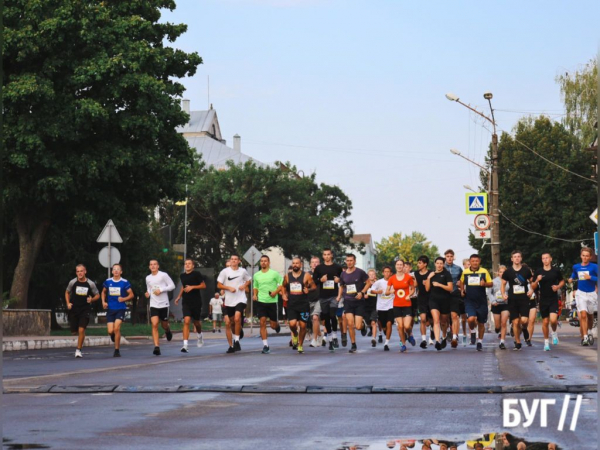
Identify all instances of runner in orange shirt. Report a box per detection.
[385,260,416,352]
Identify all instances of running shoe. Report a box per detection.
[462,336,467,346]
[322,337,327,347]
[341,334,348,347]
[441,338,447,349]
[552,335,559,346]
[420,340,427,349]
[361,321,368,336]
[367,329,373,337]
[378,335,383,344]
[582,337,589,347]
[451,338,458,348]
[400,344,407,353]
[329,341,335,352]
[430,330,435,341]
[543,343,550,351]
[476,342,482,351]
[275,324,281,333]
[407,335,416,346]
[181,346,188,353]
[234,340,241,352]
[513,342,522,351]
[197,334,204,348]
[165,329,173,342]
[297,346,304,354]
[588,334,594,346]
[75,349,83,358]
[333,338,339,348]
[470,333,476,345]
[153,346,161,356]
[349,343,357,353]
[226,346,235,354]
[289,339,293,347]
[371,339,376,347]
[212,329,216,333]
[435,341,442,351]
[310,339,317,348]
[262,345,270,354]
[218,329,222,333]
[499,342,506,350]
[525,339,532,347]
[497,333,501,339]
[110,333,115,343]
[384,344,390,351]
[292,335,298,348]
[113,349,121,357]
[429,339,434,346]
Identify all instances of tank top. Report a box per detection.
[288,271,308,304]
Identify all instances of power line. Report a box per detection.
[499,210,592,243]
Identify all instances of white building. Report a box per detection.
[345,234,377,272]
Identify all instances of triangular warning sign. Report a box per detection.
[469,196,484,209]
[97,220,123,243]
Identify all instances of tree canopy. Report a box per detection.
[375,232,439,272]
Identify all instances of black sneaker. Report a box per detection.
[181,346,188,353]
[476,342,482,351]
[275,324,281,333]
[378,335,383,344]
[110,333,115,343]
[328,341,335,352]
[420,340,427,349]
[470,333,476,345]
[513,342,522,351]
[113,349,121,357]
[322,337,327,347]
[441,338,447,349]
[526,339,532,347]
[384,344,390,351]
[289,339,293,347]
[367,329,373,337]
[360,321,368,336]
[499,342,506,350]
[333,338,339,348]
[240,328,244,339]
[371,339,376,347]
[234,340,241,352]
[165,329,173,342]
[341,334,348,347]
[153,346,161,356]
[349,343,357,353]
[226,346,235,354]
[435,341,442,351]
[261,345,270,354]
[212,329,216,333]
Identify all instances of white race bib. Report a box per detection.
[152,285,161,293]
[496,291,503,300]
[109,287,121,297]
[323,280,334,289]
[578,271,590,281]
[346,284,357,294]
[75,286,89,296]
[290,282,302,294]
[513,285,526,295]
[468,276,481,286]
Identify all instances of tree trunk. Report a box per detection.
[9,207,52,309]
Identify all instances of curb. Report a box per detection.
[4,384,596,395]
[2,336,129,352]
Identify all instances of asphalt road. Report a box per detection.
[3,327,597,449]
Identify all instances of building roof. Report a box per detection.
[351,234,373,245]
[185,136,262,170]
[176,110,223,141]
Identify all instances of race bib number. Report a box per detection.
[290,283,302,294]
[578,271,590,281]
[346,284,357,294]
[396,289,406,298]
[109,287,121,297]
[75,286,89,296]
[496,291,503,300]
[152,285,161,293]
[468,276,481,286]
[323,280,334,289]
[513,285,525,295]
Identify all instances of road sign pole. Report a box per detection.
[490,132,501,276]
[250,254,254,336]
[107,223,112,279]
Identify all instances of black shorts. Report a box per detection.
[287,301,310,323]
[528,299,537,310]
[539,297,559,319]
[429,297,450,315]
[508,297,530,321]
[150,307,169,322]
[464,297,488,324]
[364,298,377,320]
[182,301,202,321]
[224,303,246,318]
[410,300,418,317]
[418,296,432,317]
[344,299,365,317]
[378,309,394,325]
[491,303,509,315]
[450,293,465,315]
[256,302,278,321]
[69,307,91,332]
[393,306,412,318]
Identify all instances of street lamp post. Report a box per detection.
[447,92,500,275]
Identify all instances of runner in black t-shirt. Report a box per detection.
[425,257,454,351]
[65,264,100,358]
[413,255,433,349]
[174,259,207,353]
[312,248,343,352]
[282,257,316,354]
[501,250,533,351]
[530,252,565,351]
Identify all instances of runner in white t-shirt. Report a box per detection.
[145,260,176,356]
[371,266,394,351]
[217,255,251,354]
[209,293,224,333]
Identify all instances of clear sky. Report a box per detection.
[162,0,599,262]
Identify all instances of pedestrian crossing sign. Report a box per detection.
[465,193,488,215]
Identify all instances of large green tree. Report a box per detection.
[3,0,201,307]
[375,232,439,272]
[469,116,596,270]
[159,161,356,269]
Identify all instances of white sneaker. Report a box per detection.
[75,349,83,358]
[197,334,204,348]
[310,339,317,348]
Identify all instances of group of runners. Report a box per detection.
[64,246,597,357]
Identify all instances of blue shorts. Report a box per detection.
[336,305,344,317]
[106,309,126,323]
[464,297,488,324]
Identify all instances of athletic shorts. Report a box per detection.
[336,306,344,318]
[344,299,365,317]
[539,297,559,319]
[508,297,530,321]
[575,290,598,314]
[224,303,246,318]
[528,299,537,310]
[309,301,322,318]
[212,313,223,321]
[464,297,488,324]
[319,297,339,316]
[409,299,418,317]
[106,309,126,323]
[182,301,202,321]
[378,309,394,325]
[150,307,169,322]
[256,302,278,321]
[69,307,91,332]
[429,297,450,315]
[491,303,509,315]
[287,301,310,323]
[450,293,466,315]
[365,298,377,318]
[393,306,412,318]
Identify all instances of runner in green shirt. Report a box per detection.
[253,255,284,354]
